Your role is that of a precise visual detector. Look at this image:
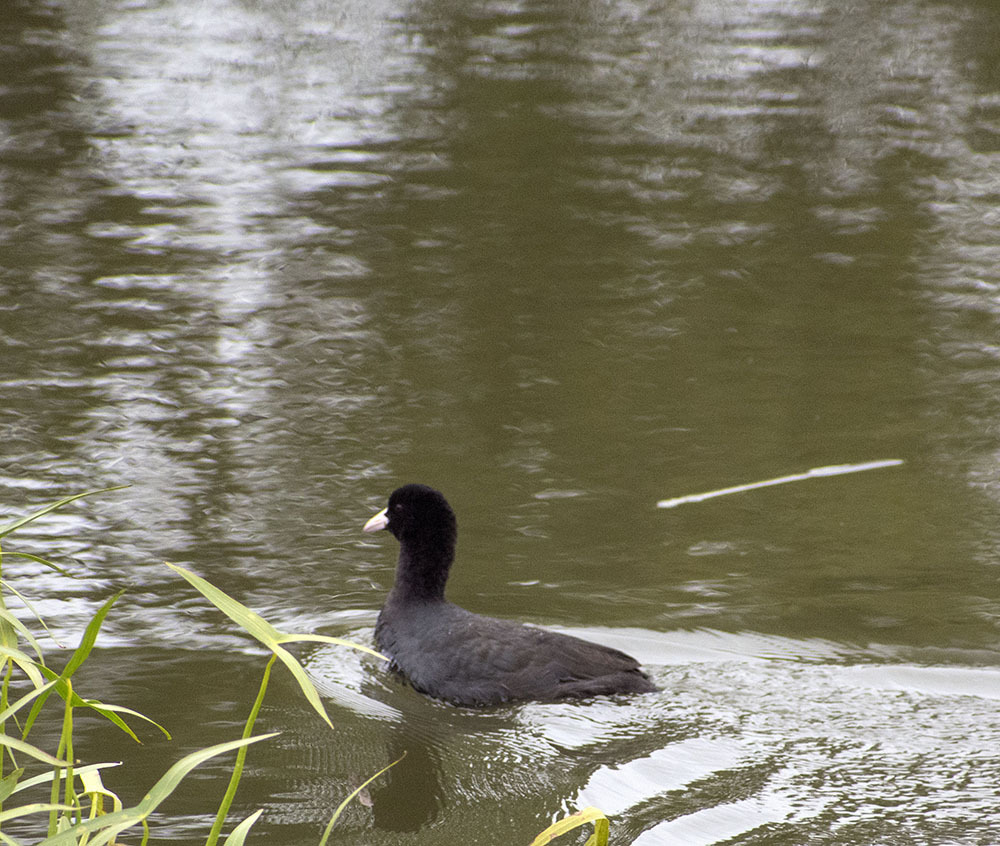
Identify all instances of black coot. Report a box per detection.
[364,484,657,707]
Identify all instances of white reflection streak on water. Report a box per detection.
[4,0,998,841]
[533,629,1000,843]
[301,623,1000,840]
[573,738,748,816]
[58,0,415,553]
[631,798,794,846]
[80,1,405,254]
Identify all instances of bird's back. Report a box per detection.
[376,598,656,707]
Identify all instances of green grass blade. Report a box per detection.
[37,734,277,846]
[165,563,337,729]
[318,754,405,846]
[0,803,75,825]
[206,656,276,846]
[24,592,126,738]
[79,700,171,739]
[0,645,45,688]
[165,563,284,644]
[0,581,62,649]
[584,817,610,846]
[276,633,386,662]
[0,735,70,767]
[0,487,129,539]
[0,830,24,846]
[0,607,44,663]
[270,646,333,729]
[62,591,123,679]
[529,807,610,846]
[0,553,76,578]
[11,762,120,796]
[0,616,17,652]
[222,809,264,846]
[0,768,23,804]
[0,679,58,724]
[32,668,131,741]
[82,821,135,846]
[31,669,159,743]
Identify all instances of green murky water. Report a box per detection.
[3,0,1000,842]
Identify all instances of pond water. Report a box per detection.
[3,0,1000,843]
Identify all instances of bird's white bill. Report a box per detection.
[363,507,389,533]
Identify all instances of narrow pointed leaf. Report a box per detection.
[318,754,404,846]
[0,735,70,767]
[31,668,157,743]
[12,762,121,796]
[165,563,284,644]
[0,644,45,688]
[166,564,380,658]
[166,563,342,727]
[277,633,386,661]
[222,809,264,846]
[0,803,75,825]
[25,593,128,738]
[37,734,276,846]
[270,645,333,729]
[0,616,16,652]
[0,679,58,724]
[0,487,129,539]
[584,817,610,846]
[80,699,170,739]
[0,768,24,803]
[63,591,123,678]
[0,606,44,662]
[0,553,75,578]
[530,807,610,846]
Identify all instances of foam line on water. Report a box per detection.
[656,459,904,509]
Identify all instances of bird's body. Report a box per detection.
[364,484,657,707]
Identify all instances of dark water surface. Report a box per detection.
[3,0,1000,842]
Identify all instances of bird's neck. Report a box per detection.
[391,537,454,603]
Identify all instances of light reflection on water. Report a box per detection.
[303,627,1000,843]
[2,0,1000,842]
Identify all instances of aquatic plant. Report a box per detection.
[0,489,607,845]
[0,490,394,845]
[530,806,610,846]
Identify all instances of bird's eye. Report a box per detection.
[394,503,405,512]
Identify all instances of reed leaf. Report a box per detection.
[11,762,120,796]
[0,803,75,825]
[276,633,385,660]
[166,563,385,730]
[0,679,58,724]
[79,699,170,740]
[0,646,44,689]
[222,809,264,846]
[318,754,404,846]
[0,487,129,540]
[0,553,75,579]
[0,589,54,655]
[61,591,122,679]
[23,592,170,745]
[0,769,23,804]
[36,734,276,846]
[529,807,610,846]
[31,668,169,743]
